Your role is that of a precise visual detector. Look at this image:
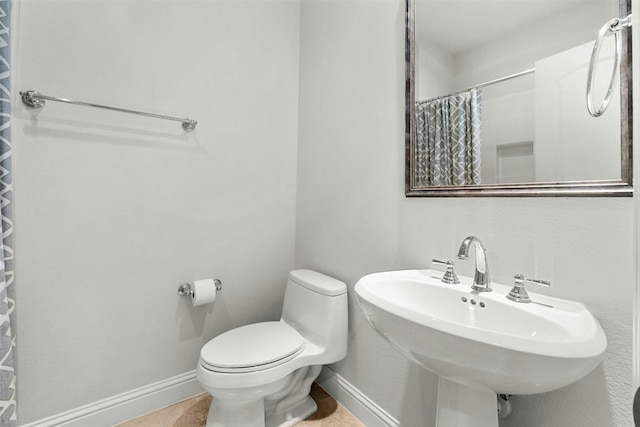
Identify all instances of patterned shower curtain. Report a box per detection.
[0,1,14,426]
[415,88,482,186]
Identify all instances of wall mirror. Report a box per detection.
[405,0,633,197]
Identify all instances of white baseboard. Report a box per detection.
[317,367,400,427]
[20,367,396,427]
[20,371,203,427]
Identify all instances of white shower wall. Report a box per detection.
[13,0,301,424]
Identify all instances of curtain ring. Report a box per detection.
[586,17,623,117]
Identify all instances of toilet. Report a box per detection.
[196,269,348,427]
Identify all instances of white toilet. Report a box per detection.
[196,269,348,427]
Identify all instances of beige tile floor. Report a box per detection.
[118,383,364,427]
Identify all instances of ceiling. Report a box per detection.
[415,1,609,54]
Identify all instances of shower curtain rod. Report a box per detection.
[475,67,536,89]
[418,67,536,104]
[19,90,198,132]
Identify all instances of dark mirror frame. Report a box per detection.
[405,0,633,197]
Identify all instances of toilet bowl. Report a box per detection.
[196,269,348,427]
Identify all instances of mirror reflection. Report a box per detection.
[407,0,632,196]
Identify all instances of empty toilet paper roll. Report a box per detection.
[191,279,218,306]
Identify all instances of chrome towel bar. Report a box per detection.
[19,90,197,132]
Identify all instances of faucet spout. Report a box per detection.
[457,236,492,292]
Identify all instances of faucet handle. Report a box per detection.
[432,259,460,284]
[507,274,551,303]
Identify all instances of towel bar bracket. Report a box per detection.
[20,90,45,109]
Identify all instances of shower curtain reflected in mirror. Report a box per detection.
[0,1,15,425]
[415,88,482,187]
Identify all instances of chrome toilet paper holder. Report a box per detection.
[178,279,222,297]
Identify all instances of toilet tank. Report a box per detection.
[281,270,348,363]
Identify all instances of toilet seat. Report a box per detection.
[200,321,305,373]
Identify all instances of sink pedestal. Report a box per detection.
[435,377,498,427]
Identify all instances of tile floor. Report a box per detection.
[118,383,364,427]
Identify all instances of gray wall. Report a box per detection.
[297,1,634,426]
[13,0,301,423]
[12,0,637,426]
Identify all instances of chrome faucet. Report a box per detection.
[457,236,492,292]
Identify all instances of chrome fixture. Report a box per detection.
[20,90,198,132]
[432,259,460,284]
[456,236,491,292]
[178,279,222,297]
[422,68,535,104]
[507,274,551,303]
[587,14,632,117]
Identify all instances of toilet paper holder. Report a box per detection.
[178,279,222,297]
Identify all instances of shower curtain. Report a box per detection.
[415,88,482,186]
[0,1,14,426]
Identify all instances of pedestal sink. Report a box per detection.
[354,269,607,427]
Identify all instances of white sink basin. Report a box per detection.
[354,269,607,395]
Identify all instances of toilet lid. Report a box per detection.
[200,321,305,373]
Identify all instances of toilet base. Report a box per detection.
[201,365,322,427]
[206,396,265,427]
[265,395,317,427]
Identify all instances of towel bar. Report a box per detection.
[20,90,197,132]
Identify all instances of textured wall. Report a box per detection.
[297,1,635,426]
[12,1,637,426]
[453,2,617,89]
[13,1,300,423]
